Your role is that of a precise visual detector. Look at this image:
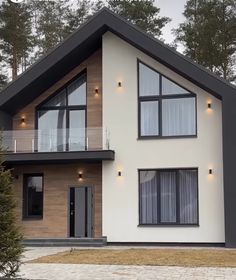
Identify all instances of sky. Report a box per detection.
[156,0,187,44]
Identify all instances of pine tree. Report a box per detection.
[0,73,7,91]
[214,0,236,81]
[175,0,236,81]
[0,139,23,278]
[107,0,170,37]
[92,0,105,13]
[0,0,34,80]
[0,54,7,91]
[31,0,69,57]
[64,0,92,36]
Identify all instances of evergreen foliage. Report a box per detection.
[64,0,93,36]
[175,0,236,81]
[107,0,170,37]
[0,139,23,278]
[30,0,69,57]
[0,0,170,82]
[0,0,34,79]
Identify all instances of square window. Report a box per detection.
[139,169,198,225]
[162,98,196,136]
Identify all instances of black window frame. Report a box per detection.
[138,168,199,226]
[23,173,44,220]
[35,70,87,152]
[138,60,197,139]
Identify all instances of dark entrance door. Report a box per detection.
[69,186,94,237]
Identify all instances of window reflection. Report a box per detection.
[37,72,87,152]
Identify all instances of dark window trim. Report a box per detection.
[35,70,88,152]
[138,168,199,227]
[23,173,44,220]
[35,70,87,110]
[137,59,198,139]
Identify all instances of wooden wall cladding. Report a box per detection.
[12,49,102,152]
[13,163,102,238]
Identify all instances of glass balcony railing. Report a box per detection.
[2,128,111,153]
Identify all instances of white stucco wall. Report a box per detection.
[102,32,225,243]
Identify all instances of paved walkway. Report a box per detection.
[17,247,236,280]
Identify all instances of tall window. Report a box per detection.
[37,72,86,152]
[23,174,43,219]
[139,169,198,225]
[138,62,196,137]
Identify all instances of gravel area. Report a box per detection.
[19,263,236,280]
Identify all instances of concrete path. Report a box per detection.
[17,247,236,280]
[22,247,72,262]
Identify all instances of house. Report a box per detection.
[0,8,236,248]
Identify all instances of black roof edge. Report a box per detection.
[0,7,235,114]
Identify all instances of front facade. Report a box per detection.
[0,9,235,247]
[102,32,224,243]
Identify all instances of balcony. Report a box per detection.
[2,128,114,165]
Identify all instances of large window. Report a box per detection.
[23,174,43,219]
[138,62,196,137]
[37,72,86,152]
[139,169,198,225]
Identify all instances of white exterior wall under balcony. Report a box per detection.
[102,32,225,243]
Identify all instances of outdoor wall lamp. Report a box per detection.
[209,169,213,175]
[118,82,122,87]
[21,116,25,125]
[78,172,83,180]
[118,171,122,177]
[207,102,212,109]
[95,88,99,95]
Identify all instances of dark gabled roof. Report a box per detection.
[0,8,235,114]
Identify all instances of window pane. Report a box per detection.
[141,101,159,136]
[42,89,66,107]
[139,63,159,96]
[38,110,66,152]
[26,176,43,217]
[162,77,190,95]
[69,110,86,151]
[140,171,158,224]
[160,171,176,223]
[68,74,86,105]
[179,170,198,224]
[162,97,196,136]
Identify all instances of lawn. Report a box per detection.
[30,248,236,267]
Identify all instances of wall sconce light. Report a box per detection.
[78,172,83,180]
[118,82,122,87]
[209,169,213,175]
[207,102,212,109]
[95,88,99,95]
[21,116,25,125]
[118,171,122,177]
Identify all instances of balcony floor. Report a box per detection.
[3,150,115,165]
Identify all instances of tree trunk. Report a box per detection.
[222,0,228,80]
[12,46,18,80]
